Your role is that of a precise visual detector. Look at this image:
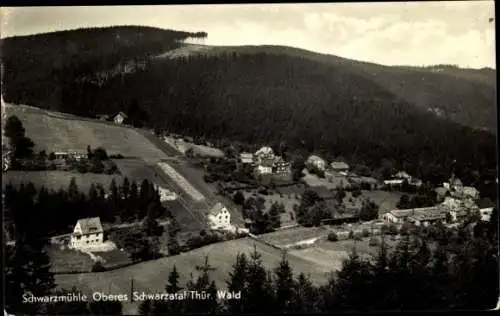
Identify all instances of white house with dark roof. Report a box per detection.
[113,111,128,124]
[207,202,232,230]
[70,217,104,250]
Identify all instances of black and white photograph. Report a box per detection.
[1,2,498,315]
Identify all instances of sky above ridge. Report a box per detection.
[1,2,496,69]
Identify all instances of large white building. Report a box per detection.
[207,202,232,230]
[70,217,104,250]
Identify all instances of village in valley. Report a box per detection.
[2,104,496,271]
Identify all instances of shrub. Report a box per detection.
[328,232,338,242]
[354,234,362,241]
[369,237,379,247]
[348,231,354,239]
[91,261,106,272]
[362,228,370,237]
[76,163,89,174]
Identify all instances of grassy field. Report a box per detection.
[6,104,168,163]
[93,249,133,269]
[259,226,329,248]
[47,245,95,274]
[55,237,332,313]
[289,236,400,273]
[2,170,123,192]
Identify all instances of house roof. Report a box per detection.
[478,197,496,209]
[307,155,325,163]
[450,177,463,186]
[394,171,411,179]
[255,146,274,156]
[240,152,253,158]
[115,111,128,118]
[389,209,415,218]
[75,217,103,234]
[330,161,349,170]
[209,202,228,216]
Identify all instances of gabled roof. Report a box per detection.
[393,171,411,179]
[478,197,496,209]
[255,146,274,156]
[209,202,228,216]
[75,217,103,235]
[240,152,253,158]
[115,111,128,118]
[330,161,349,170]
[389,209,414,218]
[307,155,325,162]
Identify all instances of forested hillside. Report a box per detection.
[200,45,497,132]
[1,27,497,189]
[1,26,206,113]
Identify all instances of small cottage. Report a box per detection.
[113,112,128,124]
[207,202,232,230]
[70,217,104,250]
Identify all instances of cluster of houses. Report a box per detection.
[383,174,494,227]
[239,146,292,177]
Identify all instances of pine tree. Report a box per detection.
[268,202,281,230]
[184,257,219,314]
[129,180,139,219]
[68,177,79,200]
[333,248,372,312]
[139,179,151,218]
[291,273,318,312]
[121,177,130,200]
[226,253,248,313]
[244,245,275,313]
[153,265,185,314]
[274,252,295,312]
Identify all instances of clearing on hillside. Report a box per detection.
[5,104,170,162]
[258,226,330,248]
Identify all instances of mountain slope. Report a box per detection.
[156,44,497,132]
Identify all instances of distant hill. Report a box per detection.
[160,44,496,132]
[1,26,497,186]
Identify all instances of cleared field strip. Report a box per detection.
[258,226,330,248]
[156,162,206,202]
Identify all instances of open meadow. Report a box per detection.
[55,237,333,313]
[258,226,330,248]
[6,104,168,162]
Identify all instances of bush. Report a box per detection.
[76,163,89,173]
[91,261,106,272]
[348,231,354,239]
[354,234,362,241]
[369,237,379,247]
[109,154,124,159]
[104,162,118,174]
[362,228,370,237]
[328,232,338,242]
